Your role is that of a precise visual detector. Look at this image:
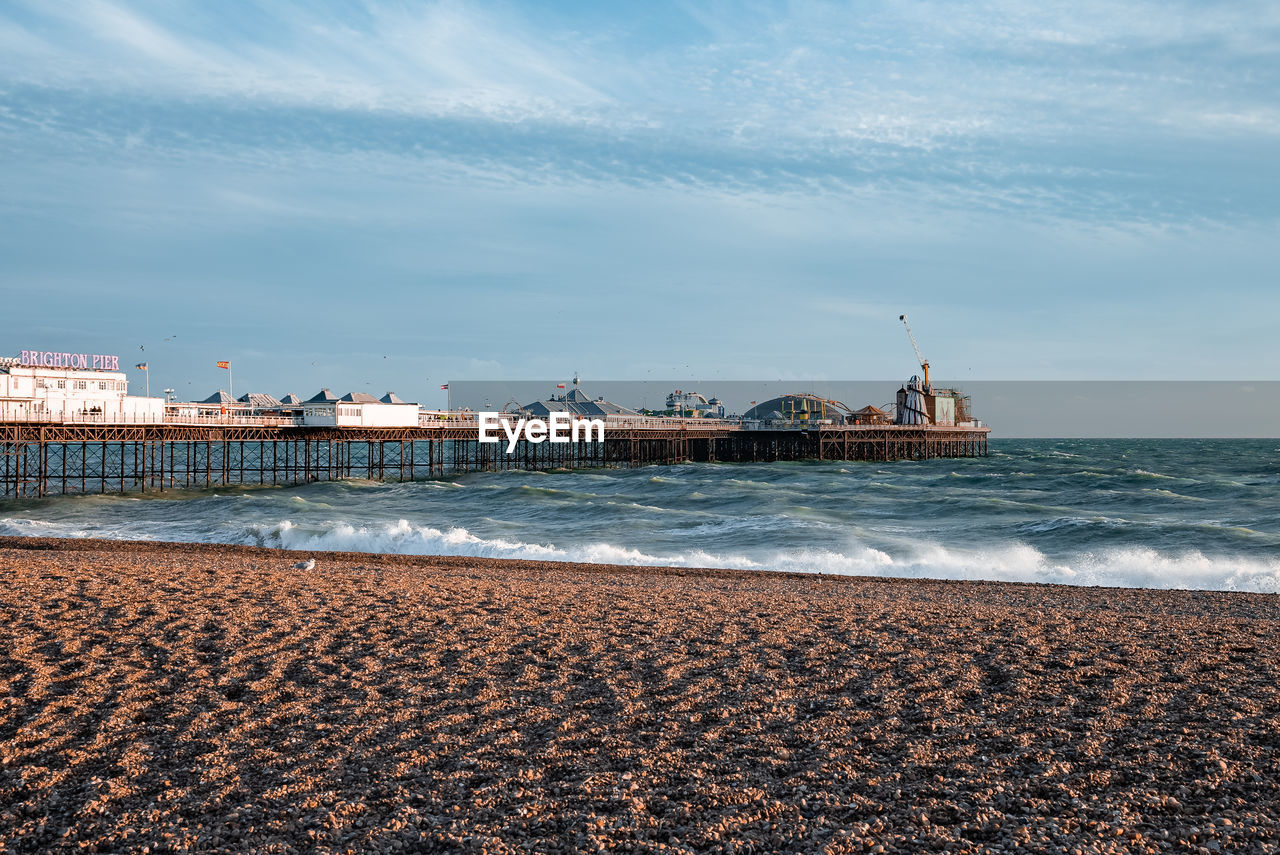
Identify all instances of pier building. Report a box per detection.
[665,390,725,418]
[0,357,163,423]
[742,394,850,425]
[519,377,640,420]
[300,391,419,428]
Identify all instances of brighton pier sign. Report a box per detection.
[478,411,606,453]
[18,350,120,370]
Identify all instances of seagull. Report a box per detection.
[293,559,315,571]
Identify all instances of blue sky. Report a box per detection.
[1,1,1277,405]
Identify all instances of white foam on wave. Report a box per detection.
[246,519,678,567]
[237,518,1280,594]
[6,515,1278,594]
[1132,468,1178,480]
[844,541,1280,593]
[1143,488,1208,502]
[0,516,171,541]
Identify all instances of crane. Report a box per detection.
[898,314,930,391]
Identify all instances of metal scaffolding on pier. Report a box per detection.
[0,422,988,499]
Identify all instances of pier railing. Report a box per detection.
[0,411,169,425]
[0,409,989,433]
[161,414,302,427]
[0,411,302,427]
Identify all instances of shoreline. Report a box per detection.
[2,533,1279,597]
[2,537,1278,852]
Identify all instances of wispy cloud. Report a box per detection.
[4,1,610,121]
[1,1,1278,228]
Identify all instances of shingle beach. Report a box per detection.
[1,537,1277,854]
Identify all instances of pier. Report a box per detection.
[0,416,987,499]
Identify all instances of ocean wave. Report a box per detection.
[1142,488,1208,502]
[788,542,1280,594]
[516,485,598,500]
[1015,515,1122,534]
[226,519,1280,594]
[6,513,1278,593]
[5,441,1278,595]
[0,516,169,541]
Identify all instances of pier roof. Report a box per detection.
[520,380,639,419]
[742,394,851,423]
[238,393,283,409]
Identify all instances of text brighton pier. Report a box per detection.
[17,351,120,371]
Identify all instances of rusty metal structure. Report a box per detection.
[0,419,988,499]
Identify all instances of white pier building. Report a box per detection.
[0,352,164,423]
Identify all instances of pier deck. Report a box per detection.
[0,419,988,499]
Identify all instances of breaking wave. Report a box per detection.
[3,516,1242,594]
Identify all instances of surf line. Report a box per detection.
[478,412,606,453]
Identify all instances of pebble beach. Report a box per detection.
[1,536,1277,854]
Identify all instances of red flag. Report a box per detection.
[440,383,449,390]
[216,361,230,369]
[557,383,566,389]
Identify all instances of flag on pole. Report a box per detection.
[440,383,449,390]
[135,362,148,370]
[216,361,230,369]
[557,383,566,389]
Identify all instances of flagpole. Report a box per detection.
[146,370,150,399]
[229,365,234,401]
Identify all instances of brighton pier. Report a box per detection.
[0,355,989,499]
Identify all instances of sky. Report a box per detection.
[1,0,1277,407]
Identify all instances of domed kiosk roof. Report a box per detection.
[742,394,850,422]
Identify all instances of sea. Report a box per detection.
[2,439,1277,592]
